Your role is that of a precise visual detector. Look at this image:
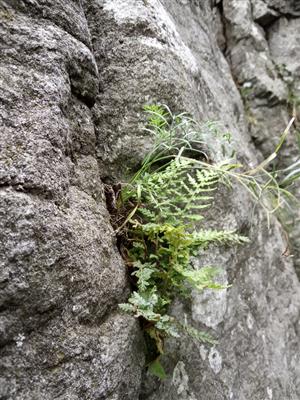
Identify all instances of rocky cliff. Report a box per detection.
[0,1,300,399]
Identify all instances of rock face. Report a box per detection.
[223,0,300,273]
[0,2,144,399]
[0,1,299,399]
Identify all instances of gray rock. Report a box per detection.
[223,0,287,101]
[0,1,143,399]
[263,0,300,17]
[82,1,300,399]
[224,0,300,274]
[269,17,300,82]
[252,0,279,27]
[268,15,300,274]
[0,0,300,399]
[212,5,226,52]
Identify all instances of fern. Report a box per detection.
[115,107,248,365]
[112,104,297,378]
[135,158,219,225]
[193,229,249,248]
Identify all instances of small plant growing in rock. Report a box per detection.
[105,105,296,378]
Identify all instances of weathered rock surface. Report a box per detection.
[0,1,143,399]
[0,0,299,399]
[223,0,300,273]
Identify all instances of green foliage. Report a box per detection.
[113,104,298,377]
[148,358,167,380]
[116,105,250,372]
[276,159,300,189]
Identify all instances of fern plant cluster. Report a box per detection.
[119,156,249,341]
[109,104,297,377]
[111,105,250,375]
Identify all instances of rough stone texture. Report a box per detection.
[84,0,254,178]
[0,0,300,399]
[269,18,300,92]
[223,0,300,272]
[0,1,144,399]
[267,16,300,274]
[252,0,279,27]
[262,0,300,17]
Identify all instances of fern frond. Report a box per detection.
[193,229,250,248]
[131,261,156,291]
[133,158,222,225]
[179,322,218,345]
[138,207,157,221]
[178,266,227,291]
